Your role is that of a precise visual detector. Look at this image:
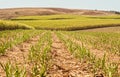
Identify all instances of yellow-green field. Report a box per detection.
[0,14,120,30]
[0,20,34,30]
[10,14,120,30]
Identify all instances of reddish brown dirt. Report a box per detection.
[46,33,93,77]
[61,33,120,75]
[0,33,45,77]
[0,8,115,19]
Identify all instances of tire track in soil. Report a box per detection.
[46,32,93,77]
[61,33,120,75]
[0,32,45,77]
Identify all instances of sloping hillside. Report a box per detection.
[0,8,116,19]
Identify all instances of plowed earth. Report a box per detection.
[46,33,93,77]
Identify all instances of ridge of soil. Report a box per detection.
[0,32,45,77]
[46,32,93,77]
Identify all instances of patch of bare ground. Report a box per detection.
[61,33,120,75]
[81,27,120,33]
[0,8,116,19]
[46,32,93,77]
[0,32,45,77]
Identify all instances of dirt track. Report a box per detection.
[46,33,93,77]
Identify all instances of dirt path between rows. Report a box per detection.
[0,32,45,77]
[46,32,93,77]
[61,33,120,75]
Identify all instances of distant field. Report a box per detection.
[10,14,120,30]
[0,14,120,30]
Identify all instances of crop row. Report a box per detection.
[28,31,52,77]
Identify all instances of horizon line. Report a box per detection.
[0,7,119,12]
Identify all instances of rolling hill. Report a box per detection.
[0,7,117,19]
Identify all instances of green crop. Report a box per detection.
[0,30,43,55]
[28,32,52,77]
[56,31,119,77]
[0,62,26,77]
[64,31,120,55]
